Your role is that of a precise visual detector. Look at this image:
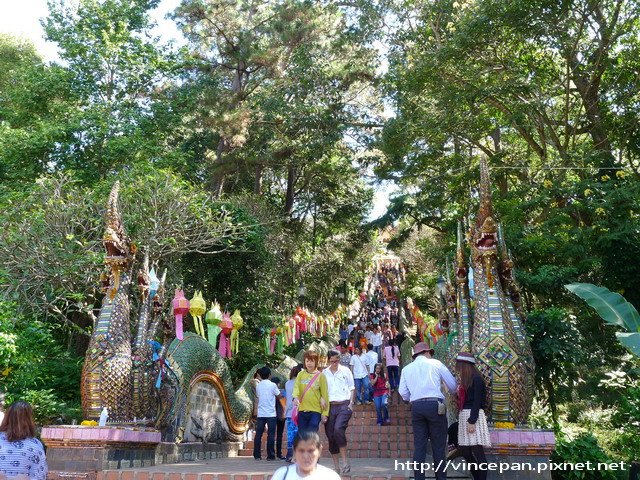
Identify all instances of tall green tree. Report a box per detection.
[43,0,179,181]
[377,0,640,305]
[173,0,382,206]
[0,35,76,186]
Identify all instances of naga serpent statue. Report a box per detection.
[438,158,535,424]
[81,182,254,440]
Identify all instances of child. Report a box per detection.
[284,365,302,462]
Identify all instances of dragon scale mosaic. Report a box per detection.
[436,158,535,424]
[80,183,253,441]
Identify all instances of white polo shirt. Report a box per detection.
[398,355,457,402]
[323,364,355,402]
[256,379,281,417]
[350,354,369,379]
[366,350,378,373]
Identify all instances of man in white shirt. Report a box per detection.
[349,346,369,405]
[323,349,355,474]
[399,342,457,480]
[371,325,383,362]
[253,366,283,461]
[364,326,373,345]
[347,322,355,336]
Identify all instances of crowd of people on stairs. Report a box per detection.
[246,263,493,479]
[0,262,494,480]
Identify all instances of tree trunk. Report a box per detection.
[490,126,508,195]
[572,72,615,169]
[284,163,296,216]
[254,163,264,195]
[208,137,226,196]
[543,375,559,429]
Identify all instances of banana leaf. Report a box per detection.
[565,283,640,357]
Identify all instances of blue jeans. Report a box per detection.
[253,416,277,459]
[285,418,298,459]
[387,366,400,391]
[354,377,367,403]
[373,345,382,362]
[297,411,321,434]
[373,394,389,424]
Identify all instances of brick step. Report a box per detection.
[238,448,416,458]
[246,424,413,440]
[244,440,413,450]
[245,425,412,436]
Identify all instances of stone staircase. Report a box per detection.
[240,395,418,459]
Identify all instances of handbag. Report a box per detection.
[291,371,321,426]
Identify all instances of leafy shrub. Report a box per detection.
[4,389,80,425]
[528,398,554,429]
[600,370,640,461]
[551,433,620,480]
[0,302,82,424]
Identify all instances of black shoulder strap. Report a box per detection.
[283,464,292,480]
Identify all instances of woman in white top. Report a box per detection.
[383,338,401,405]
[270,431,341,479]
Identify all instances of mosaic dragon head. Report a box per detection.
[103,182,135,297]
[104,182,134,270]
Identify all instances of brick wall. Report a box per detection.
[184,381,230,442]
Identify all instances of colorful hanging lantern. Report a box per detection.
[205,301,223,348]
[269,327,277,354]
[230,309,243,354]
[219,312,233,358]
[285,317,295,345]
[190,290,207,338]
[294,314,302,339]
[172,289,190,341]
[263,328,270,355]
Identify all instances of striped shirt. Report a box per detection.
[0,432,48,480]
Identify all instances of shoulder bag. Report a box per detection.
[291,371,321,426]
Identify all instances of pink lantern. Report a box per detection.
[219,312,233,357]
[172,289,190,341]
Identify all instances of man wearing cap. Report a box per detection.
[398,342,457,480]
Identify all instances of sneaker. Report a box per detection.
[266,457,276,461]
[385,419,391,424]
[254,457,262,461]
[377,421,382,426]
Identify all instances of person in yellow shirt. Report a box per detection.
[292,350,329,434]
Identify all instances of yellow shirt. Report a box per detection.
[293,370,329,416]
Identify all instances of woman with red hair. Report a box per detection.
[292,350,329,434]
[455,352,491,480]
[0,400,48,479]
